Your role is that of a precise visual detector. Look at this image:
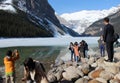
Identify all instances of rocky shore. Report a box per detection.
[47,47,120,83]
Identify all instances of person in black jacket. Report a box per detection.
[103,17,114,62]
[82,40,89,58]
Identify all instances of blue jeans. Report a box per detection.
[75,56,79,62]
[85,50,88,58]
[71,51,74,61]
[100,45,105,57]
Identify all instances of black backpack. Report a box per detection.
[113,33,119,42]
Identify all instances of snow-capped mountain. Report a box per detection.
[0,0,16,12]
[0,0,79,37]
[84,9,120,36]
[60,6,120,34]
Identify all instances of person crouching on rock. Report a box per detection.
[22,57,49,83]
[73,42,80,62]
[4,49,20,83]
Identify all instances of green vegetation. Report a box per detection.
[0,10,53,37]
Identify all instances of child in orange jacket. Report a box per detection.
[4,49,20,83]
[73,42,80,62]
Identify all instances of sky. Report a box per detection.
[48,0,120,15]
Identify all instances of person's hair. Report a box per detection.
[23,57,35,71]
[104,17,109,23]
[74,42,78,46]
[70,42,73,45]
[6,50,12,57]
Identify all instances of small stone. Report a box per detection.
[91,63,98,68]
[96,78,107,83]
[47,74,57,82]
[88,79,102,83]
[75,78,88,83]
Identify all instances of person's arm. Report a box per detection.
[103,26,107,42]
[4,57,7,65]
[12,49,20,61]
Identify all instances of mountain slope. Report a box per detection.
[17,0,79,37]
[60,6,120,34]
[84,10,120,36]
[0,0,80,37]
[0,10,53,37]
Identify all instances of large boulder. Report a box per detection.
[114,73,120,81]
[81,64,90,75]
[88,57,95,65]
[96,57,105,67]
[104,66,120,74]
[110,79,120,83]
[62,66,83,81]
[100,71,114,80]
[88,68,104,79]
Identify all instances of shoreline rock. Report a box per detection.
[47,54,120,83]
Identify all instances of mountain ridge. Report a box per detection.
[60,6,120,34]
[84,10,120,36]
[0,0,80,37]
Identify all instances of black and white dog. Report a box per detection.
[22,58,49,83]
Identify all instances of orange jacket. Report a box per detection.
[4,53,19,73]
[73,46,79,56]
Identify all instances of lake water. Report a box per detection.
[0,37,115,83]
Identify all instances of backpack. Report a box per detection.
[113,33,119,42]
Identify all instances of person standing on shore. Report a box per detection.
[103,17,114,62]
[82,40,89,58]
[73,42,80,62]
[98,35,105,57]
[69,42,74,61]
[4,49,20,83]
[79,41,84,58]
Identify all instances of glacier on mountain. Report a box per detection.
[60,6,120,34]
